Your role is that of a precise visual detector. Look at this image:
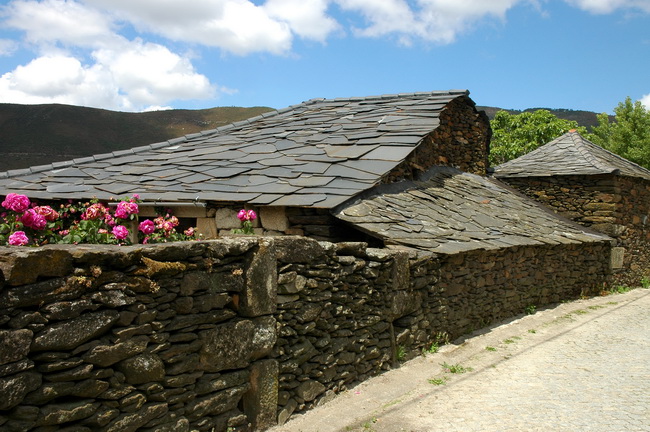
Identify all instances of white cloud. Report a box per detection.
[641,93,650,109]
[263,0,340,42]
[0,40,215,111]
[4,0,117,48]
[82,0,295,55]
[334,0,520,44]
[565,0,650,13]
[0,39,18,56]
[0,0,217,111]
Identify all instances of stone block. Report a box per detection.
[215,208,241,230]
[83,336,149,367]
[199,316,276,373]
[260,206,290,232]
[295,379,326,402]
[0,329,33,366]
[0,371,42,410]
[243,359,279,429]
[196,217,217,239]
[35,401,101,426]
[611,247,625,270]
[117,354,165,385]
[274,236,327,263]
[0,246,72,286]
[239,239,277,317]
[31,310,119,352]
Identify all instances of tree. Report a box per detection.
[489,110,586,166]
[588,97,650,169]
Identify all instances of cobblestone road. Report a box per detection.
[270,289,650,432]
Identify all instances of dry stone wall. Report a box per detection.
[0,236,611,431]
[502,175,650,285]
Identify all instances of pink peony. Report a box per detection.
[8,231,29,246]
[237,208,257,222]
[139,219,155,235]
[2,193,30,213]
[112,225,129,240]
[20,209,47,230]
[169,216,179,227]
[184,227,195,237]
[34,206,59,222]
[162,221,174,232]
[115,201,139,219]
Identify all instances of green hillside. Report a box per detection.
[0,104,273,172]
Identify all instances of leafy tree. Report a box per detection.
[588,97,650,169]
[489,110,586,166]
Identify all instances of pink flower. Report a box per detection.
[104,213,116,227]
[8,231,29,246]
[34,206,59,222]
[114,201,139,219]
[139,219,155,235]
[82,203,107,220]
[237,208,257,221]
[162,221,174,232]
[20,209,47,230]
[98,229,108,235]
[131,194,140,201]
[112,225,129,240]
[184,227,195,237]
[58,229,69,236]
[169,216,179,227]
[2,193,30,213]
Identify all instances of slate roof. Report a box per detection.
[493,131,650,181]
[0,90,472,208]
[334,166,610,254]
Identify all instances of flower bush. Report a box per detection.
[232,209,257,235]
[0,193,200,246]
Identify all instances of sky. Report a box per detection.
[0,0,648,114]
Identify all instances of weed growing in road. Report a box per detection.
[528,329,537,334]
[441,362,473,374]
[609,285,632,294]
[428,377,448,385]
[422,332,449,355]
[485,346,497,351]
[588,305,606,310]
[573,309,588,315]
[504,338,515,344]
[525,305,536,315]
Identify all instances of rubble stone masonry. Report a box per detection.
[0,236,610,431]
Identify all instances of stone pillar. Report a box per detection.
[243,359,279,429]
[239,239,277,317]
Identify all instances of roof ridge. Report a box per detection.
[571,131,650,176]
[570,132,617,174]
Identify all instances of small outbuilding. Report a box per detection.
[493,130,650,285]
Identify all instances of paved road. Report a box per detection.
[270,288,650,432]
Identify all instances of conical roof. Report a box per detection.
[493,131,650,181]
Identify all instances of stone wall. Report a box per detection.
[0,239,278,432]
[384,96,491,182]
[502,174,650,285]
[0,236,611,431]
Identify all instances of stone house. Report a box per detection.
[0,93,617,431]
[0,90,491,242]
[493,130,650,286]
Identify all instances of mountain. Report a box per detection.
[477,106,609,130]
[0,104,274,172]
[0,103,606,172]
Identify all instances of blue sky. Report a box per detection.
[0,0,648,113]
